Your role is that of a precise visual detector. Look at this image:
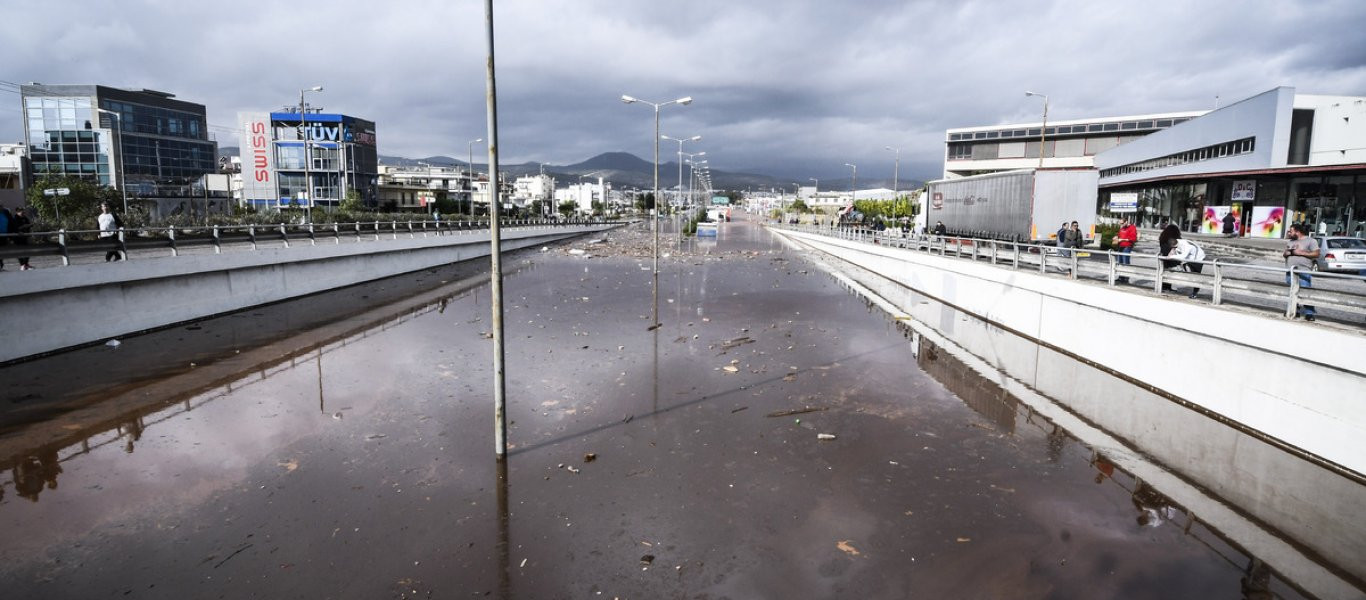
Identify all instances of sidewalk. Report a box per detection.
[1134,227,1287,261]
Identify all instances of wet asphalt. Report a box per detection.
[0,215,1299,599]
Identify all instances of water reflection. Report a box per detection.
[0,262,533,505]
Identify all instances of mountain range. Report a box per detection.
[218,148,923,193]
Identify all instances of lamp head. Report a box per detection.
[621,95,638,104]
[676,96,693,105]
[308,86,324,92]
[689,135,702,141]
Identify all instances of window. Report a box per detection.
[1027,128,1040,136]
[986,131,999,139]
[974,132,987,139]
[1121,122,1137,130]
[1103,123,1119,131]
[1138,121,1154,128]
[1088,124,1103,132]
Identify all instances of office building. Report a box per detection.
[239,109,378,210]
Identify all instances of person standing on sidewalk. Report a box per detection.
[1284,223,1319,321]
[1115,218,1138,283]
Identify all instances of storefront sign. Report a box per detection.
[1201,205,1242,235]
[1108,192,1138,213]
[1232,180,1256,202]
[1250,206,1285,239]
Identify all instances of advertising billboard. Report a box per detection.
[1250,206,1285,239]
[239,112,277,204]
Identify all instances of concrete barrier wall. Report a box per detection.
[774,229,1366,479]
[0,225,612,363]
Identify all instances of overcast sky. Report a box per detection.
[3,0,1365,183]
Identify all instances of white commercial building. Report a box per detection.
[1094,87,1366,236]
[944,110,1206,179]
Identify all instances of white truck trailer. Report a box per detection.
[924,169,1099,243]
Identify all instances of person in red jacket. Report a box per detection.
[1115,218,1138,283]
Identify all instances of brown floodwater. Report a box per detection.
[0,216,1315,599]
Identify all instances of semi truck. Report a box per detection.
[923,169,1099,243]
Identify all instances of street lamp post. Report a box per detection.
[884,146,900,196]
[1025,91,1049,170]
[298,86,323,222]
[468,137,484,217]
[621,93,693,326]
[95,109,128,214]
[661,134,700,210]
[844,163,857,215]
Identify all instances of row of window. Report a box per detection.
[947,135,1138,161]
[1099,137,1256,178]
[947,117,1193,141]
[101,100,206,140]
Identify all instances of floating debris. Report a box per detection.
[817,433,837,441]
[765,406,829,418]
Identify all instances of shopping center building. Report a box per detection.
[1094,86,1366,238]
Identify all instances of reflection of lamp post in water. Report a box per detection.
[299,86,324,222]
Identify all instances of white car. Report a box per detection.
[1312,236,1366,273]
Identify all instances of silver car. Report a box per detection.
[1311,236,1366,273]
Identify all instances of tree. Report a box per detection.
[25,175,122,231]
[788,198,811,214]
[635,192,656,211]
[340,189,364,212]
[557,200,577,218]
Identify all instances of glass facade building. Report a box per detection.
[20,84,218,198]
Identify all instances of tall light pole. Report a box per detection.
[1025,91,1049,170]
[299,86,323,222]
[661,134,700,209]
[885,146,900,196]
[621,93,692,326]
[680,151,704,207]
[95,109,128,214]
[467,137,484,216]
[482,0,507,459]
[844,163,857,214]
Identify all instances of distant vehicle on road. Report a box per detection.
[1311,236,1366,273]
[924,169,1098,243]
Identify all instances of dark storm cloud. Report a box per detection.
[3,0,1364,183]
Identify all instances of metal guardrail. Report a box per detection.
[0,218,621,267]
[780,223,1366,322]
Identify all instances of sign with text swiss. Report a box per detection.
[1109,192,1138,213]
[239,112,277,204]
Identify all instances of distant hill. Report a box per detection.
[220,147,781,192]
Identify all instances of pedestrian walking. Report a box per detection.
[98,203,123,262]
[1284,223,1319,321]
[1115,218,1138,283]
[12,207,32,270]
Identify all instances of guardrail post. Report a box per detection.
[391,220,398,240]
[374,221,381,241]
[1212,260,1224,305]
[308,223,316,246]
[1012,243,1020,270]
[248,225,257,250]
[169,226,178,257]
[1155,260,1164,294]
[1286,266,1301,318]
[1039,247,1047,275]
[58,229,70,266]
[212,225,221,254]
[117,228,128,260]
[1106,251,1116,285]
[408,220,415,239]
[354,221,361,241]
[279,223,290,248]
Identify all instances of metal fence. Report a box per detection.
[0,218,622,267]
[783,223,1366,322]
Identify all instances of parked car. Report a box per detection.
[1311,236,1366,273]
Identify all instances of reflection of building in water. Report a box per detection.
[914,335,1019,434]
[11,449,62,502]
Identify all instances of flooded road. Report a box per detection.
[0,216,1326,598]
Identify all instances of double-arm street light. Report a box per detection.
[467,137,484,216]
[844,163,858,212]
[661,134,701,209]
[299,86,323,222]
[1025,91,1049,169]
[885,146,900,196]
[95,108,128,214]
[621,93,692,325]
